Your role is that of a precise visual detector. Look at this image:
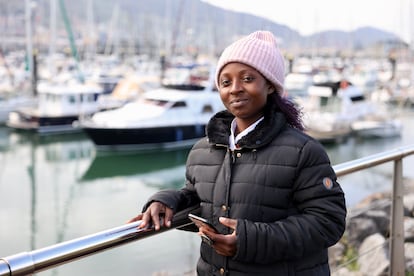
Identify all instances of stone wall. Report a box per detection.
[329,179,414,276]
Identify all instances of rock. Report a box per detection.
[346,217,378,248]
[330,178,414,275]
[332,267,363,276]
[404,194,414,216]
[405,217,414,243]
[329,242,345,268]
[404,178,414,194]
[354,192,390,209]
[405,243,414,272]
[357,233,389,276]
[364,210,390,237]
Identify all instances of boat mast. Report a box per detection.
[85,0,96,63]
[25,0,35,95]
[170,0,186,57]
[49,0,57,78]
[58,0,85,83]
[104,3,120,56]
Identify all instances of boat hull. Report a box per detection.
[82,124,207,150]
[305,128,351,144]
[351,120,402,138]
[0,97,37,124]
[7,110,89,134]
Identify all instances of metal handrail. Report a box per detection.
[332,144,414,176]
[0,205,199,276]
[1,145,414,276]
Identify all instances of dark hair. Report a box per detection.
[267,92,304,131]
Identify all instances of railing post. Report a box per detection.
[389,158,405,276]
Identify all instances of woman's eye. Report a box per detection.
[221,79,230,87]
[243,76,254,82]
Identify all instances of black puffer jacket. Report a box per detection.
[144,108,346,276]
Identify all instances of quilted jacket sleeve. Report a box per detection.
[142,183,199,213]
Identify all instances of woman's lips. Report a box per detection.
[229,98,248,107]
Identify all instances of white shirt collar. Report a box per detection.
[229,117,264,150]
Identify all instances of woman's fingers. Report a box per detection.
[134,202,173,230]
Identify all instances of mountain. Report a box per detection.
[0,0,403,57]
[304,27,401,50]
[352,27,401,47]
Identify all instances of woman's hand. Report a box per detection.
[199,217,238,257]
[126,201,173,231]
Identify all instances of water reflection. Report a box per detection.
[324,133,403,164]
[0,127,199,276]
[1,129,91,252]
[0,129,93,163]
[81,148,190,189]
[0,126,10,151]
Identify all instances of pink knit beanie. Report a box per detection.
[215,30,285,94]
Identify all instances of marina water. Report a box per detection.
[1,108,414,275]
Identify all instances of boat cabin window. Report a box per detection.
[350,95,365,102]
[48,94,59,102]
[144,99,169,106]
[319,96,342,112]
[320,96,329,107]
[69,95,77,103]
[171,101,187,108]
[202,105,213,113]
[83,94,95,102]
[162,84,205,90]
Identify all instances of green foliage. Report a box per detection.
[342,245,360,271]
[336,235,360,271]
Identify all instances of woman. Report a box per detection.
[128,30,346,275]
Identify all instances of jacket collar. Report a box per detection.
[206,105,287,149]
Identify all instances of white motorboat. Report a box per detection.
[7,81,104,134]
[77,84,225,150]
[77,62,224,150]
[297,80,402,143]
[351,116,402,138]
[297,82,354,143]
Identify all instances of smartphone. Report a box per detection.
[188,213,219,233]
[188,213,218,246]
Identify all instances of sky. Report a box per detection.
[204,0,413,43]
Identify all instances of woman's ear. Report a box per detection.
[267,84,275,94]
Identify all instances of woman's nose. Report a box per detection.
[230,80,242,94]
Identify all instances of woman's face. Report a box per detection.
[218,62,274,127]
